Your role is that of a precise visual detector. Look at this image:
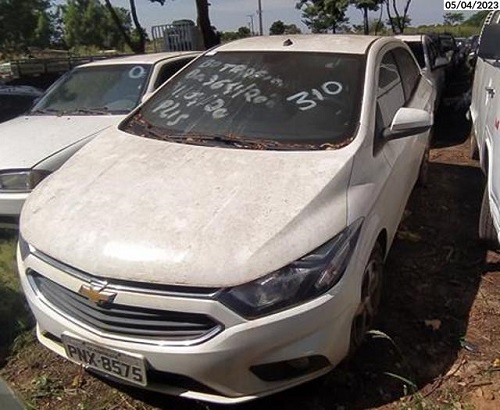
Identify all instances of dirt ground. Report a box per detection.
[1,82,499,410]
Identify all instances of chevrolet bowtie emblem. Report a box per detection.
[78,283,116,306]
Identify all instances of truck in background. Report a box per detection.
[151,20,204,53]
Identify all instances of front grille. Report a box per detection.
[28,271,222,343]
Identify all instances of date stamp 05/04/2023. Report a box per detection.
[444,1,500,10]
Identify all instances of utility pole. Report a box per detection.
[247,14,255,35]
[257,0,263,35]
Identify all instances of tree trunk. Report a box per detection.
[363,7,369,35]
[195,0,219,49]
[129,0,146,53]
[375,6,383,35]
[385,0,396,34]
[103,0,140,53]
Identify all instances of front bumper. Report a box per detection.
[17,246,362,404]
[0,192,29,228]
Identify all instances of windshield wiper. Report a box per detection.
[30,108,61,115]
[124,115,333,151]
[68,108,111,115]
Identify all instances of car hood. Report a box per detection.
[21,130,356,287]
[0,115,121,169]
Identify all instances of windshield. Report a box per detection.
[31,64,152,115]
[123,51,364,150]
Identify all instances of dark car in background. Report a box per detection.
[0,85,43,123]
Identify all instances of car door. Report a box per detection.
[374,46,431,226]
[471,11,500,152]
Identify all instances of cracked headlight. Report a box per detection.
[0,170,51,192]
[218,218,363,319]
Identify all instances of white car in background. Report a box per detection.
[0,51,198,228]
[18,35,434,403]
[396,34,448,110]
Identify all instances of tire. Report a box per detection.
[479,185,498,248]
[349,242,384,355]
[470,133,479,160]
[416,146,430,187]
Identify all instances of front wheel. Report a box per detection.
[349,242,384,354]
[479,185,498,248]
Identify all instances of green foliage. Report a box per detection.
[285,24,302,34]
[221,27,252,42]
[464,10,489,27]
[269,20,302,35]
[0,0,53,57]
[61,0,132,51]
[443,12,465,25]
[351,0,384,34]
[0,232,34,364]
[269,20,286,35]
[296,0,349,33]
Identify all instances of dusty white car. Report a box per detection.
[18,35,434,403]
[396,34,448,110]
[469,14,500,245]
[0,52,198,228]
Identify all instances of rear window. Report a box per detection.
[124,51,365,150]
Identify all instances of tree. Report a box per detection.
[296,0,349,33]
[386,14,411,32]
[0,0,53,57]
[443,12,464,25]
[269,21,302,35]
[384,0,413,34]
[62,0,132,51]
[103,0,165,54]
[195,0,219,49]
[220,26,252,42]
[237,26,252,38]
[464,11,489,27]
[284,24,302,34]
[270,20,286,35]
[352,0,384,35]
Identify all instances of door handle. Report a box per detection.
[485,86,496,98]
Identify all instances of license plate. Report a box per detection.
[62,334,147,386]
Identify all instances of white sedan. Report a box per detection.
[18,35,435,403]
[0,51,198,228]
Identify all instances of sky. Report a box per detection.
[106,0,476,36]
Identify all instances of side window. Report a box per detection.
[392,48,420,101]
[153,58,193,89]
[377,52,405,132]
[428,40,439,69]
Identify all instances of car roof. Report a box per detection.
[212,35,383,55]
[79,51,200,68]
[395,34,426,43]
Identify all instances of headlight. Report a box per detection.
[0,170,51,192]
[218,218,363,319]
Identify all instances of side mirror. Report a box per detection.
[384,107,432,140]
[433,56,449,69]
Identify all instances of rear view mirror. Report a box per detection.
[478,24,500,60]
[384,107,432,140]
